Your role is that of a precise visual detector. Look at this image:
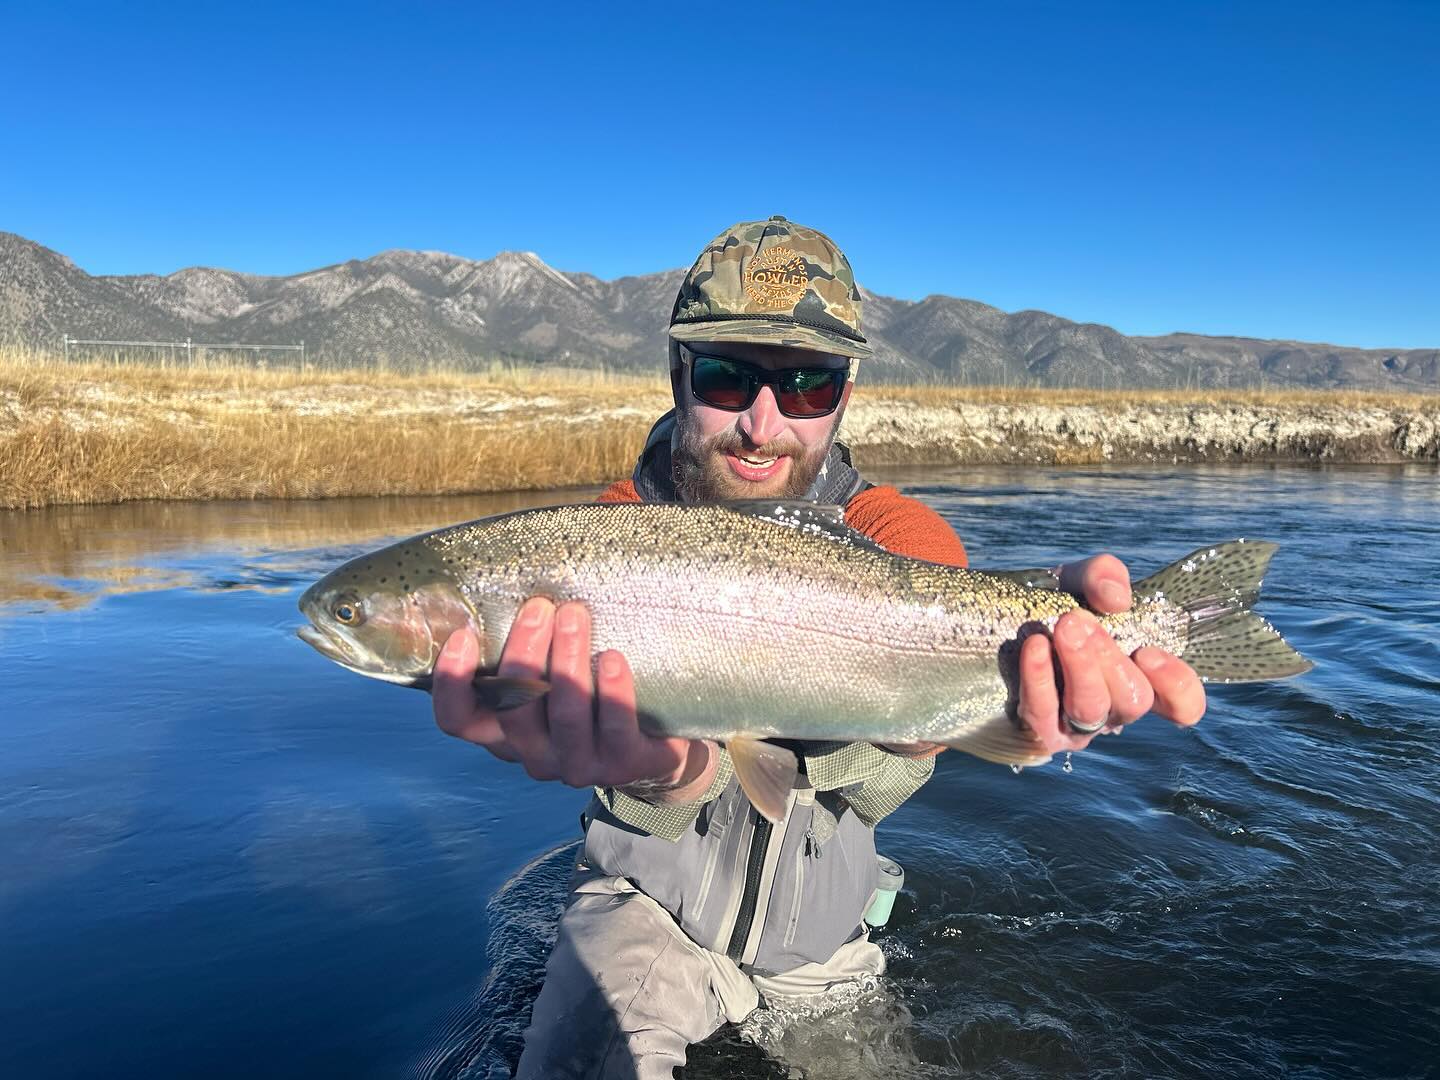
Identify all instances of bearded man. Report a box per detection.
[432,217,1206,1078]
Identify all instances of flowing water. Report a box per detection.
[1,466,1436,1079]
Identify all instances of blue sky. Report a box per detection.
[2,1,1436,348]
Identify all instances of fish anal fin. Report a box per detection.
[473,675,550,711]
[728,737,798,824]
[944,713,1054,768]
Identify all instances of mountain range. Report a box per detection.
[1,231,1434,390]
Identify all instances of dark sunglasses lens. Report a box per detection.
[778,368,844,417]
[691,358,755,410]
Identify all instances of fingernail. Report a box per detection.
[1098,580,1128,609]
[1058,613,1095,647]
[556,604,580,633]
[519,599,549,627]
[599,653,622,679]
[1135,649,1166,672]
[442,629,469,657]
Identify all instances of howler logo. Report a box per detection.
[743,247,808,309]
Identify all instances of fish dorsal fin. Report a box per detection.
[728,737,798,824]
[721,500,886,553]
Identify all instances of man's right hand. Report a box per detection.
[432,598,717,798]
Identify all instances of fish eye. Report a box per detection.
[333,600,365,626]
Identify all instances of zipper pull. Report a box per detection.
[805,829,823,859]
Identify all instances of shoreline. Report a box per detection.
[2,359,1435,509]
[847,395,1440,467]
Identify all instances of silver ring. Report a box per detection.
[1064,713,1108,735]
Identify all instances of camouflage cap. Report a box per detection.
[668,216,872,358]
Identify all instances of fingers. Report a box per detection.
[433,626,518,759]
[1058,553,1132,614]
[1015,631,1064,751]
[593,649,688,787]
[546,603,600,787]
[494,598,559,778]
[1135,647,1207,727]
[1054,610,1155,732]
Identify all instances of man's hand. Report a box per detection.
[1016,554,1207,756]
[432,598,717,800]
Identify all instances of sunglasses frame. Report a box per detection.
[679,345,857,420]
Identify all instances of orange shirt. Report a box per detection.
[597,478,968,568]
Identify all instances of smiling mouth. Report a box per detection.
[725,450,789,480]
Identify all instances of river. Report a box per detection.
[2,465,1436,1079]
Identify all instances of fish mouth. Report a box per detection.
[296,624,425,687]
[297,623,351,665]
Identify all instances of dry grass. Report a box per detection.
[0,349,669,509]
[2,347,1433,509]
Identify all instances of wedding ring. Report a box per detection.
[1064,712,1109,735]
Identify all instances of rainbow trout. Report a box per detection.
[297,501,1311,820]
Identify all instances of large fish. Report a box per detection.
[297,501,1311,820]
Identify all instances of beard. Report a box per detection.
[671,406,838,504]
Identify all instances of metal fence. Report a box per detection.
[62,335,306,366]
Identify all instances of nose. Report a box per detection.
[738,385,786,446]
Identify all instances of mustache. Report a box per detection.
[704,430,807,459]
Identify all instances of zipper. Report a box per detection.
[725,809,771,962]
[783,842,807,948]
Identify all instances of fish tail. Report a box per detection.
[1133,540,1312,683]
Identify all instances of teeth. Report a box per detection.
[738,455,777,467]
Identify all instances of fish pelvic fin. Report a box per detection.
[728,737,798,824]
[472,674,551,711]
[944,714,1055,768]
[1131,540,1314,684]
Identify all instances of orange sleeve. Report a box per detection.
[598,479,642,503]
[844,485,968,567]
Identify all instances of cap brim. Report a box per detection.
[668,319,872,359]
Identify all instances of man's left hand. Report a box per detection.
[1016,553,1207,756]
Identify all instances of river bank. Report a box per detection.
[1,356,1435,508]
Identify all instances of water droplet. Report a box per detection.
[1010,764,1024,775]
[1062,752,1074,773]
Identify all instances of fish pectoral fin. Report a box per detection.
[472,675,551,711]
[944,714,1055,768]
[728,737,798,824]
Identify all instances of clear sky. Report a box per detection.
[2,1,1436,348]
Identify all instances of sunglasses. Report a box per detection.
[681,349,852,419]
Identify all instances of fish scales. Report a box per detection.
[298,501,1310,815]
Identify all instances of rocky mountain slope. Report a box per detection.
[1,231,1434,390]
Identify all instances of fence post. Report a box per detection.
[186,337,192,367]
[63,334,69,363]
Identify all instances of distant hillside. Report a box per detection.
[1,231,1434,390]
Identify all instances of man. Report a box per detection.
[432,217,1206,1077]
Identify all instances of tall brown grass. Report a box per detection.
[1,348,1432,510]
[0,350,668,509]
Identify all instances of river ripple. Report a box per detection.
[1,464,1436,1079]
